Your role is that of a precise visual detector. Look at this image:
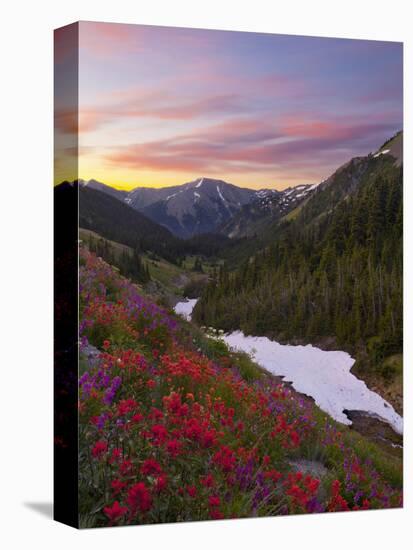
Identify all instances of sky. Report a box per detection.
[54,21,403,190]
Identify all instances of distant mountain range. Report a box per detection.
[79,177,317,238]
[75,130,403,241]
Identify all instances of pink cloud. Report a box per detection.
[56,91,243,134]
[101,115,399,178]
[278,116,337,139]
[78,22,227,60]
[78,21,147,59]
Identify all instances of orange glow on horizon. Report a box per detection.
[74,163,311,191]
[53,23,402,193]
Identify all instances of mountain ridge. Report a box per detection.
[70,130,403,241]
[76,176,316,238]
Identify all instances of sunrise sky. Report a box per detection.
[54,21,403,190]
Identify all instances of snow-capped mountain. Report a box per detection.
[220,184,317,238]
[125,178,256,238]
[78,177,318,238]
[127,178,319,238]
[254,185,316,212]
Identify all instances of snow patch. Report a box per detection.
[373,148,390,158]
[166,189,184,201]
[173,299,403,434]
[195,178,204,188]
[217,185,232,214]
[174,299,198,321]
[216,185,226,203]
[223,332,403,434]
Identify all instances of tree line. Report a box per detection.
[86,235,150,284]
[194,160,402,376]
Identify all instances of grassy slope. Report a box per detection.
[78,249,402,527]
[80,228,133,257]
[80,228,210,302]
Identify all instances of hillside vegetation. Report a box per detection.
[194,155,402,383]
[78,249,401,527]
[79,185,186,265]
[78,184,243,265]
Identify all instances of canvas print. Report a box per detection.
[54,21,403,528]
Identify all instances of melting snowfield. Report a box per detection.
[223,332,402,434]
[174,300,403,434]
[174,298,198,321]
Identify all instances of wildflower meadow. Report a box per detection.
[78,249,402,528]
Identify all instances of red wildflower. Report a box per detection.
[111,479,127,495]
[361,499,370,510]
[91,440,107,459]
[127,482,153,513]
[119,459,133,476]
[155,474,168,493]
[304,476,320,494]
[209,495,220,507]
[109,448,122,464]
[210,509,224,520]
[186,485,197,498]
[200,474,214,488]
[141,458,162,476]
[235,421,244,433]
[102,340,111,350]
[166,439,182,457]
[202,429,217,448]
[290,430,300,447]
[117,399,138,416]
[212,446,236,472]
[262,455,271,466]
[264,469,282,483]
[328,480,350,512]
[151,424,168,444]
[287,484,308,507]
[149,407,163,420]
[103,501,127,524]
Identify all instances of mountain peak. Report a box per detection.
[78,176,318,239]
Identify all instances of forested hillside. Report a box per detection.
[194,154,402,378]
[78,184,242,264]
[79,185,188,265]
